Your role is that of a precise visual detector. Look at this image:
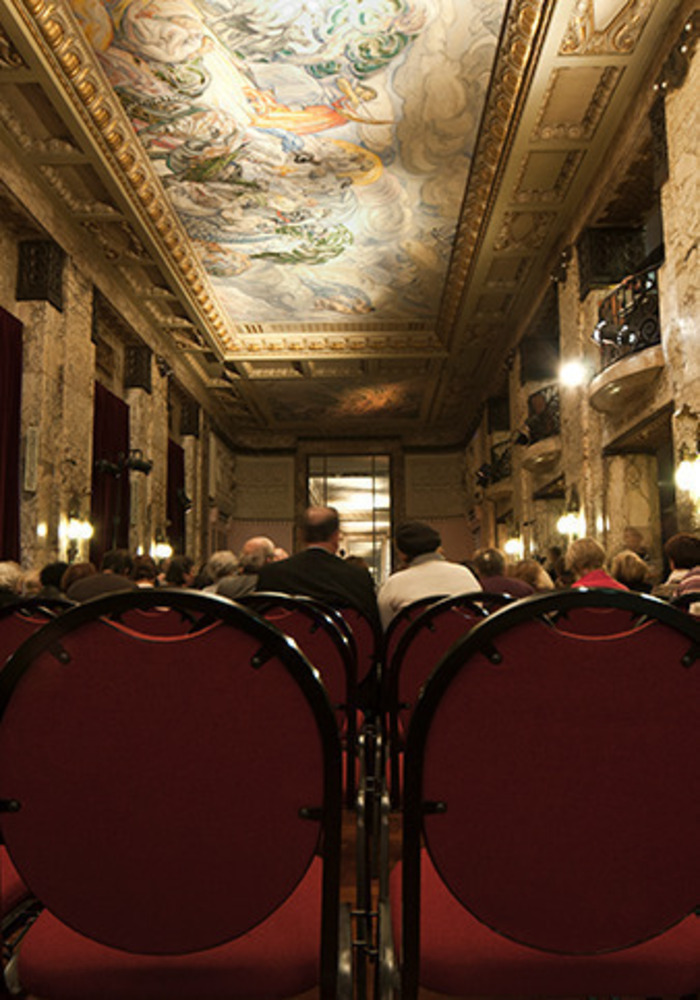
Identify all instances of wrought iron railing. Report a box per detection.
[489,441,512,484]
[526,384,561,443]
[592,267,660,371]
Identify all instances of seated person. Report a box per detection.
[565,537,627,590]
[378,521,480,630]
[255,507,379,627]
[473,547,534,598]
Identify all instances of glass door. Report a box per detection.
[308,454,391,585]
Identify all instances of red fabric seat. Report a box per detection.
[1,845,29,917]
[19,858,324,1000]
[385,589,700,999]
[390,853,700,997]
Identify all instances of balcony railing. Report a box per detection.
[489,441,512,485]
[526,384,561,444]
[592,267,660,371]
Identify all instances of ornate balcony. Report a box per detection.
[592,267,661,371]
[589,267,664,414]
[484,441,513,497]
[521,384,561,472]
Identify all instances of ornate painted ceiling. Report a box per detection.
[0,0,688,447]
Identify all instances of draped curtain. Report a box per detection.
[0,307,23,561]
[167,439,186,554]
[90,382,130,567]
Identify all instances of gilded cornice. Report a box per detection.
[439,0,557,339]
[3,0,237,353]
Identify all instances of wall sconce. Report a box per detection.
[559,359,588,388]
[150,529,173,562]
[676,443,700,500]
[504,536,524,559]
[556,486,586,537]
[63,497,94,562]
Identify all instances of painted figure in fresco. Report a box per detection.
[70,0,506,323]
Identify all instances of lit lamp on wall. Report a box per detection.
[151,530,173,562]
[504,535,524,560]
[556,486,586,538]
[62,498,94,563]
[676,444,700,501]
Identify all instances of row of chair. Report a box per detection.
[1,586,699,999]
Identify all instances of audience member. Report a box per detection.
[201,550,239,593]
[0,561,23,607]
[20,569,42,596]
[61,561,96,596]
[653,533,700,600]
[610,549,651,592]
[165,555,195,588]
[377,521,480,630]
[255,507,379,625]
[473,548,534,598]
[272,546,289,562]
[565,537,627,590]
[512,559,554,592]
[217,536,276,600]
[544,545,565,583]
[131,554,158,588]
[37,560,68,598]
[65,549,138,601]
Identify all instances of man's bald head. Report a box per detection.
[239,536,275,573]
[302,507,340,549]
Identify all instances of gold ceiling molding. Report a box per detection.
[440,0,557,337]
[6,0,236,353]
[235,333,444,356]
[559,0,654,56]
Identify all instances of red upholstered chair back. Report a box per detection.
[237,593,355,710]
[386,591,511,804]
[237,592,358,804]
[0,590,342,967]
[382,596,445,683]
[0,598,73,670]
[401,589,700,991]
[113,602,203,635]
[329,605,382,713]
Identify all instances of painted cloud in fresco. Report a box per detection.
[71,0,506,324]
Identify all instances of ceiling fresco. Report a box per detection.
[0,0,686,447]
[70,0,506,328]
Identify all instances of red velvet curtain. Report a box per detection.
[90,382,130,566]
[0,307,23,561]
[167,439,186,554]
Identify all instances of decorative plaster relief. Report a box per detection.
[560,0,654,56]
[0,26,24,68]
[533,67,622,141]
[494,211,555,252]
[513,150,584,203]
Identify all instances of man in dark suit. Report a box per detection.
[255,506,379,627]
